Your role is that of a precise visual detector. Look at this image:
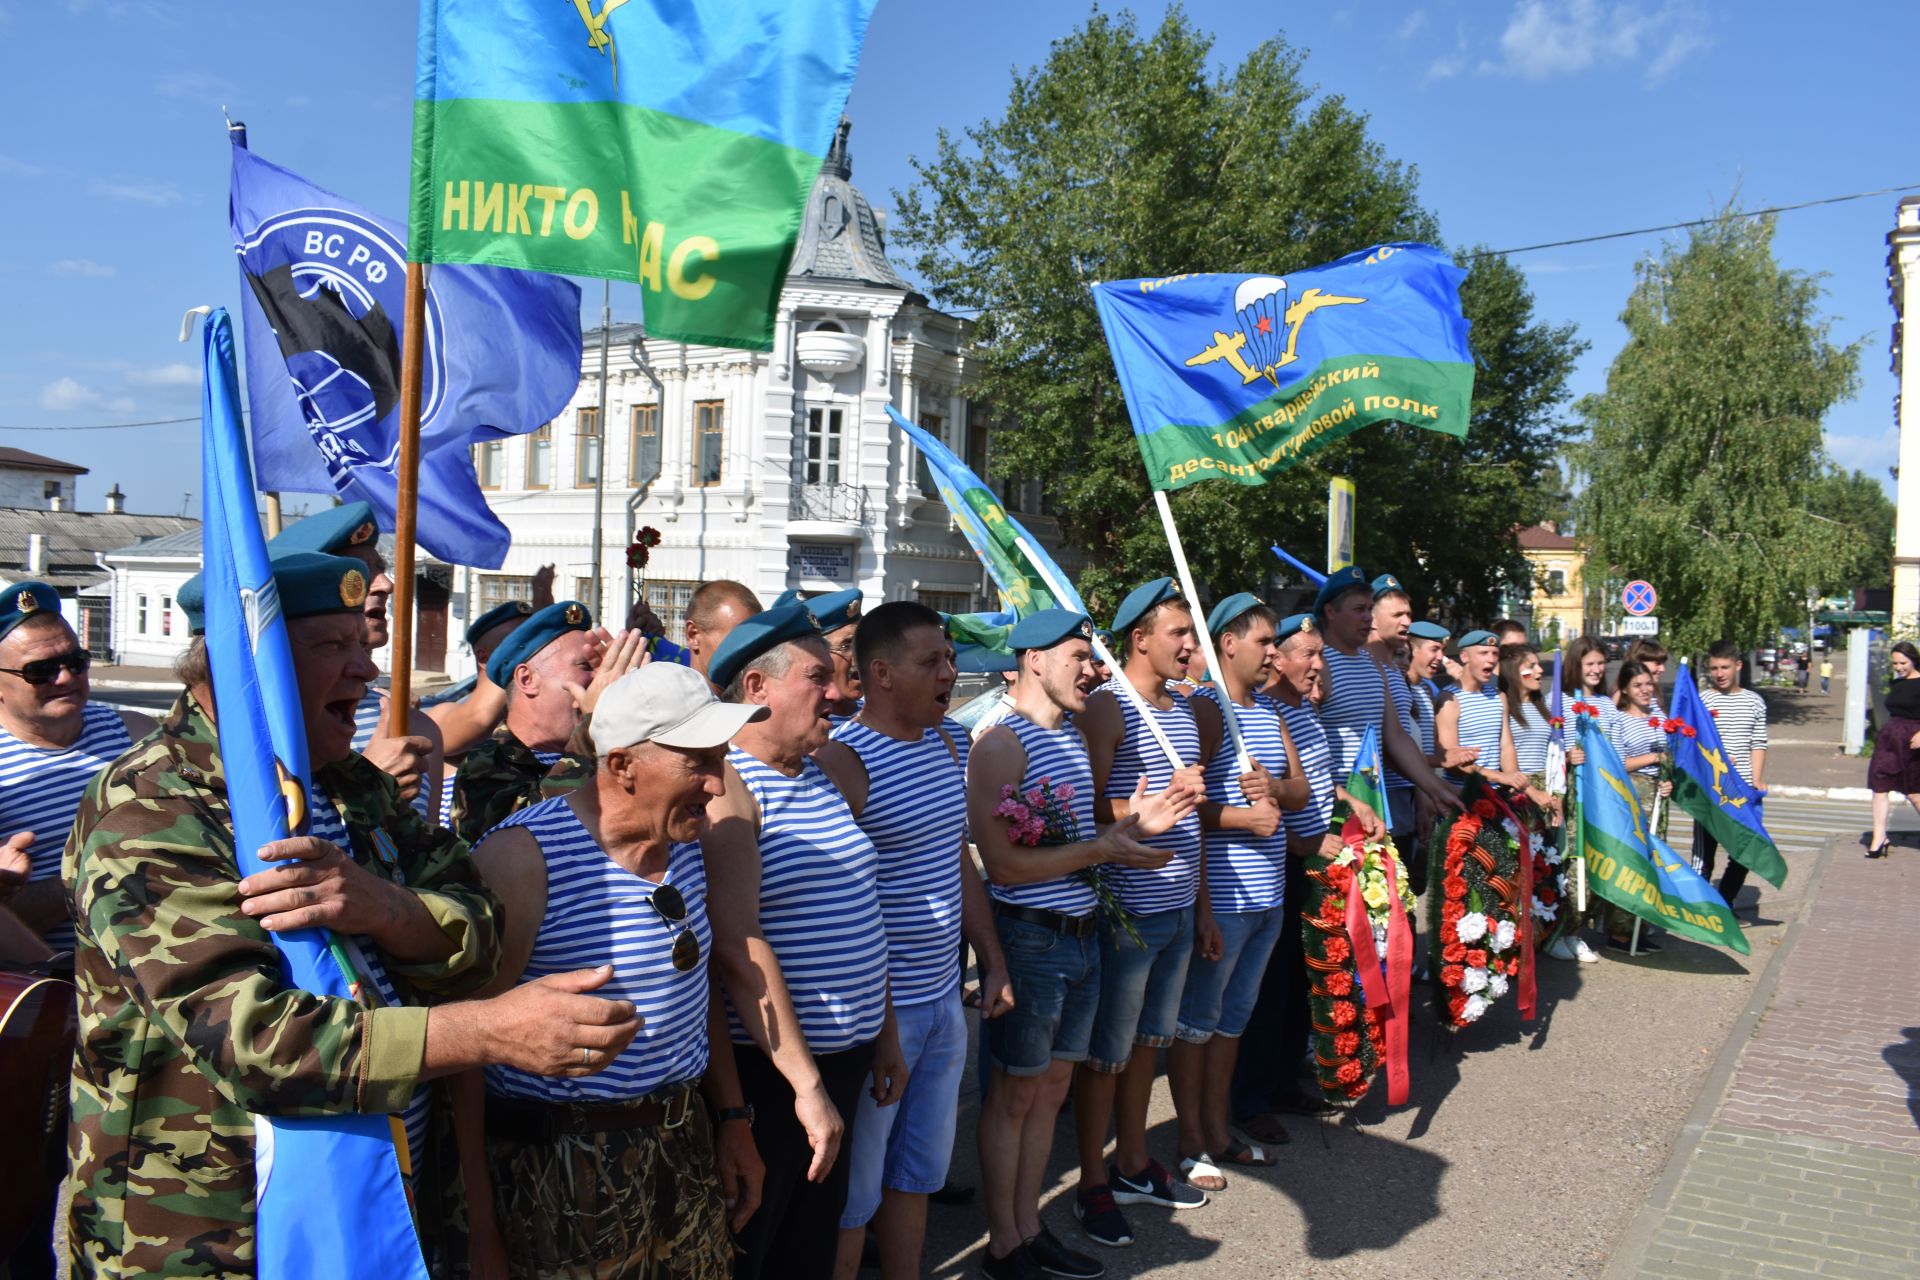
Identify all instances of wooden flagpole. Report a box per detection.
[1153,491,1251,774]
[387,262,427,714]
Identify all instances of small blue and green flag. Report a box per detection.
[410,0,875,350]
[1090,244,1474,490]
[1576,717,1750,954]
[1664,673,1787,889]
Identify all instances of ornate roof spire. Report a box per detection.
[787,116,909,290]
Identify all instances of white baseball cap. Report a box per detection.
[590,662,768,754]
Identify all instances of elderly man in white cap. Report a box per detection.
[458,663,771,1280]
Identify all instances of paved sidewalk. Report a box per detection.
[1608,832,1920,1278]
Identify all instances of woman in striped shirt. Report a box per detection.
[1497,644,1560,815]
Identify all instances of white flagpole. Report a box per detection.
[1011,536,1183,769]
[1153,491,1252,774]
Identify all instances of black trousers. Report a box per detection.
[731,1039,875,1280]
[1230,851,1312,1120]
[1691,826,1750,906]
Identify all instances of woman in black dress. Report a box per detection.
[1867,640,1920,857]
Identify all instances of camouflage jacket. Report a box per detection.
[61,692,501,1278]
[450,721,591,845]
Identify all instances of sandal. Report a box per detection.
[1179,1152,1228,1192]
[1231,1112,1293,1146]
[1218,1139,1277,1168]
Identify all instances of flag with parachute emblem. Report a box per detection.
[197,308,431,1279]
[1091,244,1475,491]
[1664,673,1787,889]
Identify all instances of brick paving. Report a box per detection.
[1625,836,1920,1278]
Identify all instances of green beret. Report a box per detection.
[1110,576,1181,639]
[467,599,535,647]
[0,580,61,643]
[486,600,593,686]
[708,604,821,691]
[272,553,373,620]
[1313,565,1371,613]
[1371,573,1407,597]
[1275,612,1318,644]
[1456,629,1499,650]
[1206,591,1266,636]
[1010,609,1092,653]
[269,501,379,557]
[1409,620,1451,642]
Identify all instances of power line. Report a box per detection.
[0,414,198,432]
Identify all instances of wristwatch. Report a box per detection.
[716,1105,755,1126]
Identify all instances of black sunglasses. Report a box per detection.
[0,649,90,686]
[648,883,701,972]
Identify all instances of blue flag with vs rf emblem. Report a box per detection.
[230,134,581,569]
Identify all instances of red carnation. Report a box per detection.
[1334,1031,1361,1056]
[1539,884,1558,905]
[1324,937,1351,964]
[1442,941,1467,964]
[1441,964,1465,989]
[1465,948,1488,969]
[1331,1001,1358,1028]
[1473,800,1500,820]
[1324,971,1354,996]
[1335,1060,1363,1085]
[1443,875,1469,898]
[1682,725,1697,738]
[1448,995,1469,1020]
[1327,863,1355,890]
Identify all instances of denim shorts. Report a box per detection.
[1175,905,1286,1042]
[986,914,1102,1076]
[1087,906,1194,1073]
[1387,786,1415,839]
[839,991,967,1227]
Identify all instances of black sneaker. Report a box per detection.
[981,1242,1046,1280]
[1110,1158,1208,1210]
[1073,1185,1134,1248]
[1028,1226,1105,1278]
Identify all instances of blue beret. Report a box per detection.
[1313,565,1371,613]
[1371,573,1407,597]
[955,642,1017,674]
[178,573,206,635]
[268,501,380,557]
[708,604,821,691]
[1206,591,1266,636]
[0,580,61,643]
[486,600,593,687]
[800,588,863,635]
[467,599,535,647]
[1110,576,1181,639]
[1275,612,1318,644]
[1456,629,1499,650]
[769,588,802,611]
[1408,620,1452,642]
[1009,609,1092,653]
[272,552,374,620]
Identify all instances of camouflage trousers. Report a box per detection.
[485,1087,733,1280]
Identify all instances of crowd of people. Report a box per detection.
[0,504,1781,1280]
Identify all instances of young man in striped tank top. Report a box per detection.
[1075,578,1212,1243]
[1168,595,1308,1189]
[460,663,771,1279]
[698,605,906,1280]
[813,603,1012,1280]
[0,581,152,954]
[967,609,1183,1280]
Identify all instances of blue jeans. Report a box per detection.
[1175,905,1286,1042]
[839,992,967,1227]
[1087,906,1194,1073]
[987,915,1102,1076]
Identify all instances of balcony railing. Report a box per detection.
[789,481,870,525]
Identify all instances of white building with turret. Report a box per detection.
[1889,196,1920,633]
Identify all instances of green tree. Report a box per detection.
[1574,211,1862,654]
[889,9,1578,620]
[1804,465,1894,593]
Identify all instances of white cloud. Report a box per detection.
[47,258,116,279]
[39,377,136,414]
[1482,0,1709,84]
[1426,53,1467,81]
[1398,10,1430,40]
[90,179,186,206]
[155,69,237,102]
[1824,426,1898,482]
[0,154,45,177]
[124,362,196,389]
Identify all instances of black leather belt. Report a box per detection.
[485,1083,698,1141]
[994,902,1098,938]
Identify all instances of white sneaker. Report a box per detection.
[1544,936,1581,961]
[1571,937,1600,964]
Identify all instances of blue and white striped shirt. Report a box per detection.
[1381,660,1419,793]
[306,783,431,1162]
[1511,700,1553,776]
[0,702,131,950]
[351,690,431,818]
[483,797,713,1101]
[1611,710,1666,777]
[1455,686,1506,777]
[1195,687,1286,913]
[832,720,966,1008]
[1411,681,1438,758]
[1318,646,1388,779]
[988,713,1099,917]
[1096,678,1202,915]
[726,749,888,1052]
[1275,698,1335,841]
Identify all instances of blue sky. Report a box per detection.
[0,0,1911,518]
